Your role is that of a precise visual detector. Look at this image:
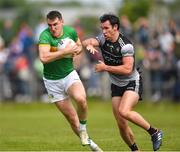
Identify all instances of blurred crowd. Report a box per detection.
[120,16,180,102]
[0,15,180,103]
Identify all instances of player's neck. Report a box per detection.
[111,32,119,43]
[59,29,64,37]
[57,28,64,38]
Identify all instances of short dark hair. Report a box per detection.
[100,13,120,30]
[46,10,62,20]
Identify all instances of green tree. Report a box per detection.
[0,0,26,8]
[118,0,153,23]
[78,16,99,36]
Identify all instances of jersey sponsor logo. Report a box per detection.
[102,54,121,64]
[106,43,114,52]
[102,46,122,65]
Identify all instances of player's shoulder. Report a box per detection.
[63,25,76,32]
[39,28,51,38]
[119,33,134,54]
[39,28,53,44]
[119,33,132,45]
[63,25,78,41]
[96,33,105,46]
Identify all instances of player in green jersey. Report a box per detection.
[38,10,102,151]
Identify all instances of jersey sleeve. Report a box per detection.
[69,27,78,42]
[121,44,134,57]
[96,33,105,46]
[39,30,50,45]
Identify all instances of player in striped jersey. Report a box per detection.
[83,13,163,151]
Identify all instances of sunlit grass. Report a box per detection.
[0,99,180,151]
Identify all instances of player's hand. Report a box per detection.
[64,42,79,55]
[73,44,82,56]
[95,60,107,72]
[86,45,98,54]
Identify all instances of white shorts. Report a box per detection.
[43,70,81,103]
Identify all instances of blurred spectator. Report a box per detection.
[1,20,14,47]
[0,12,179,102]
[168,18,177,38]
[4,33,32,102]
[18,22,35,67]
[136,17,150,49]
[158,27,175,98]
[73,19,85,41]
[73,19,104,97]
[33,57,48,102]
[120,15,133,40]
[34,17,47,43]
[173,31,180,102]
[143,27,163,101]
[158,28,174,55]
[174,31,180,60]
[0,35,12,100]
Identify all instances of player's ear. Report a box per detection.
[113,24,118,30]
[61,19,64,24]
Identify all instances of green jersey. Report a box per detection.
[39,25,78,80]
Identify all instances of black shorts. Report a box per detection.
[111,77,143,100]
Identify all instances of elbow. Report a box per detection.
[124,68,133,75]
[40,56,49,64]
[126,70,132,75]
[82,38,93,47]
[40,59,47,64]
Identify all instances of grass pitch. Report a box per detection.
[0,98,180,151]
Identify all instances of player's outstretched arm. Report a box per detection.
[82,38,99,54]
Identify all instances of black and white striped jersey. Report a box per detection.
[96,33,140,87]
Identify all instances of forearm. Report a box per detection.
[82,38,99,47]
[40,50,65,63]
[82,39,91,47]
[104,56,134,75]
[104,65,133,75]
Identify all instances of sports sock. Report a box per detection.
[80,120,87,131]
[89,139,98,149]
[129,143,138,151]
[147,126,157,136]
